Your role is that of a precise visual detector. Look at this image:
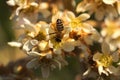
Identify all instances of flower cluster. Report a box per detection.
[7,0,120,80]
[101,18,120,51]
[76,0,120,20]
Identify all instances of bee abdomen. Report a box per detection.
[56,19,64,31]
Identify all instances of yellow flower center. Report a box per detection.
[99,54,113,67]
[70,18,82,28]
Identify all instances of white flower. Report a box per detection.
[101,18,120,51]
[76,0,119,20]
[20,18,49,39]
[93,41,120,76]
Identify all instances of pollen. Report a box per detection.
[70,18,82,28]
[99,54,113,67]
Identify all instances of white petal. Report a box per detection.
[101,29,107,37]
[6,0,16,6]
[102,0,117,4]
[66,11,75,19]
[91,30,101,41]
[30,2,38,7]
[26,58,39,69]
[109,44,117,51]
[76,2,86,13]
[62,41,75,52]
[8,42,22,47]
[23,18,31,25]
[82,23,93,33]
[112,29,120,39]
[23,40,33,51]
[39,2,49,9]
[102,41,110,54]
[98,66,109,76]
[83,68,91,76]
[93,53,102,61]
[98,66,103,75]
[78,13,90,21]
[23,40,38,52]
[27,51,46,57]
[30,39,38,46]
[16,7,22,16]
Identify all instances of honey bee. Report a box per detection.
[50,19,64,42]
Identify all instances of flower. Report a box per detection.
[48,11,76,54]
[76,0,119,20]
[7,0,51,23]
[93,41,120,76]
[26,52,68,78]
[7,0,39,20]
[101,18,120,51]
[20,18,49,39]
[65,11,100,45]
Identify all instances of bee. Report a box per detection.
[50,19,64,42]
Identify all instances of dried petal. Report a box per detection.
[8,42,22,47]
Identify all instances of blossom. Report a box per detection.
[65,11,100,45]
[48,11,75,54]
[26,52,68,78]
[7,0,50,23]
[93,41,120,76]
[76,0,119,20]
[101,18,120,51]
[7,0,39,20]
[20,18,49,39]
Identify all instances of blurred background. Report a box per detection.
[0,0,27,65]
